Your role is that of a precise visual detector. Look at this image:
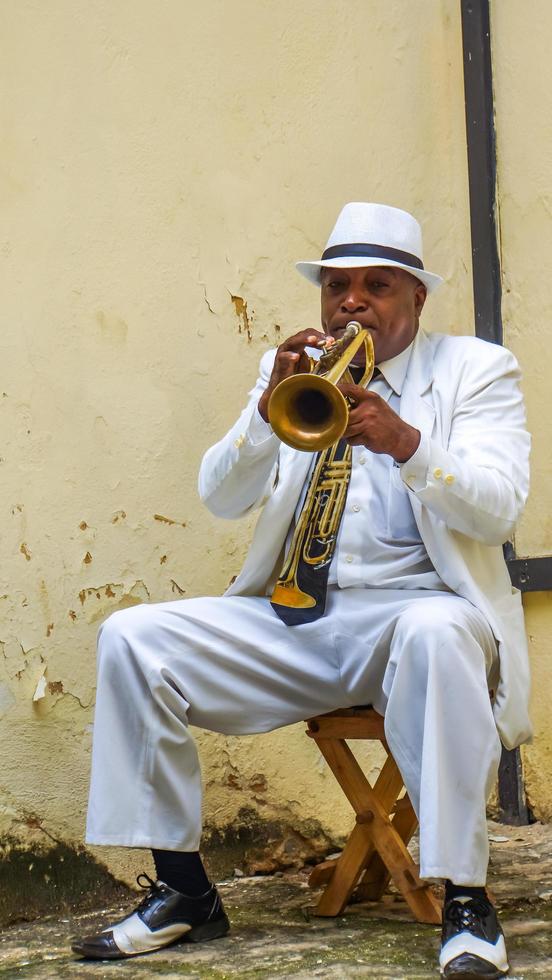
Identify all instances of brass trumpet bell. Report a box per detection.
[268,321,374,452]
[267,374,349,452]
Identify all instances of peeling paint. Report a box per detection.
[19,544,31,562]
[170,579,186,596]
[77,581,150,623]
[82,552,93,565]
[32,675,47,702]
[111,510,126,523]
[154,513,187,528]
[231,294,253,341]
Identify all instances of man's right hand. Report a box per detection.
[257,329,328,423]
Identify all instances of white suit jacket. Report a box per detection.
[199,328,531,749]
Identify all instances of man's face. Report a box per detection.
[320,266,427,365]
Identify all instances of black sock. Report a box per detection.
[152,849,211,897]
[445,879,487,904]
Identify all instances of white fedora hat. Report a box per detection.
[296,202,443,293]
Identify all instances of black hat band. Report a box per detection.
[321,243,424,270]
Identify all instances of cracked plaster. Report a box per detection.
[0,0,551,893]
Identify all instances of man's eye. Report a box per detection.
[372,281,389,289]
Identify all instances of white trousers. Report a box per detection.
[85,588,501,885]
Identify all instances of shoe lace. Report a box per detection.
[135,872,163,912]
[447,897,491,934]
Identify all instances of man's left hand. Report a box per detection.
[339,383,421,463]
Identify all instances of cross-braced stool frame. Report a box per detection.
[306,707,441,925]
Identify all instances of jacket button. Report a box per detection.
[444,474,455,485]
[433,467,443,479]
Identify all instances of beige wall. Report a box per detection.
[491,0,552,819]
[0,0,548,880]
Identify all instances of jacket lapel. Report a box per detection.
[399,328,436,441]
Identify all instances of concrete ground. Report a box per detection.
[1,821,551,979]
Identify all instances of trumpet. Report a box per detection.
[267,321,375,452]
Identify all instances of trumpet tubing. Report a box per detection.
[269,441,352,609]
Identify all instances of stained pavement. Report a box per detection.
[1,820,551,979]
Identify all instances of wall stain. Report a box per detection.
[19,543,31,561]
[154,514,187,528]
[160,554,167,564]
[231,295,253,341]
[83,552,93,565]
[170,579,186,596]
[96,310,128,345]
[47,681,63,695]
[46,624,54,637]
[79,521,88,531]
[111,510,126,523]
[68,610,77,621]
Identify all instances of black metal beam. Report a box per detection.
[498,748,531,826]
[508,556,552,593]
[460,1,532,826]
[460,0,502,345]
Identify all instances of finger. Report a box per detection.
[274,351,300,380]
[343,421,369,439]
[281,329,326,352]
[338,383,372,403]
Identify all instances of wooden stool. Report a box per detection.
[305,706,441,925]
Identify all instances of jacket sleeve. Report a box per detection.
[198,349,282,519]
[400,344,530,545]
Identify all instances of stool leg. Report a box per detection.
[315,822,377,916]
[356,795,418,902]
[314,738,441,925]
[313,739,402,916]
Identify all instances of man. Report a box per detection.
[73,203,530,979]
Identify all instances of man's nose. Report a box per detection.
[341,290,369,312]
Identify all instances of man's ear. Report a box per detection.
[414,282,427,317]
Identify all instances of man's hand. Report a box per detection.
[339,383,421,463]
[258,329,328,423]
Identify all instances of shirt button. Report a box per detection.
[345,554,354,563]
[352,504,360,513]
[444,474,455,485]
[359,455,367,465]
[433,467,443,479]
[234,435,245,449]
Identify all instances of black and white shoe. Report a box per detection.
[440,895,508,978]
[71,873,230,960]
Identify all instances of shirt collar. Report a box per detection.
[375,338,415,395]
